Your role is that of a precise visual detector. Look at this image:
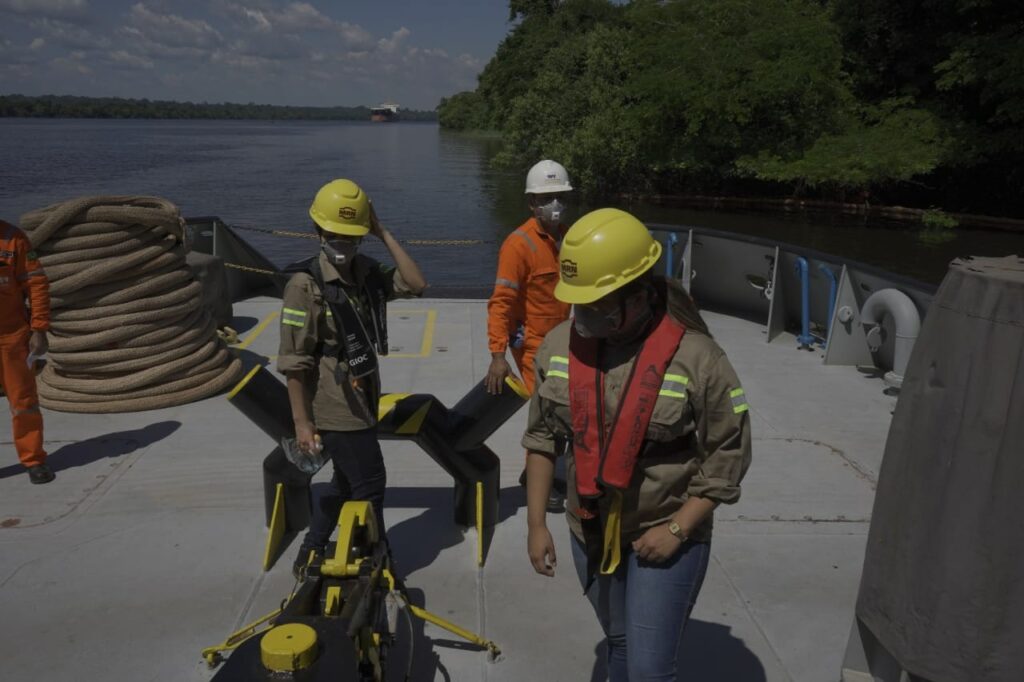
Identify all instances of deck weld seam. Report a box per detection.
[478,563,488,680]
[231,569,268,632]
[712,554,795,682]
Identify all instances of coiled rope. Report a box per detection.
[20,196,243,413]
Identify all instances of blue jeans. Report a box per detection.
[571,533,711,682]
[301,428,387,552]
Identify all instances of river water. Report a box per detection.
[1,119,1019,287]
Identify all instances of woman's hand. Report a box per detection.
[295,420,319,453]
[528,525,557,577]
[368,202,386,240]
[631,524,684,563]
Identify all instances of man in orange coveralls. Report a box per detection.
[486,160,573,510]
[0,219,54,484]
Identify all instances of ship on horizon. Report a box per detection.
[370,102,399,122]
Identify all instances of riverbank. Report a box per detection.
[623,194,1024,234]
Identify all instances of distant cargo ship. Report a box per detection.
[371,103,399,122]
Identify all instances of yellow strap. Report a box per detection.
[600,491,623,575]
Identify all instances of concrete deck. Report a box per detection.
[0,297,896,681]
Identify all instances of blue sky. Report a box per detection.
[0,0,513,109]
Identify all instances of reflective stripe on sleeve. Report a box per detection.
[513,230,537,253]
[282,307,308,327]
[730,387,749,414]
[17,269,46,281]
[659,373,689,399]
[547,355,569,379]
[495,277,520,291]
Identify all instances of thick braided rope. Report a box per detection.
[20,196,242,413]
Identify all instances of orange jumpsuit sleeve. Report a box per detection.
[487,239,529,355]
[14,230,50,332]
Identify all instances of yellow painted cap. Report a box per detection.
[260,623,318,672]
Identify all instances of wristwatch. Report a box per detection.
[667,521,686,539]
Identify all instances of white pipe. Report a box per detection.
[860,289,921,388]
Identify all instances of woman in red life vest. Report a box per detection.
[522,208,752,681]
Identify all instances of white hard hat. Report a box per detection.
[525,160,573,194]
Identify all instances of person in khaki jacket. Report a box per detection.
[278,179,426,578]
[523,208,751,682]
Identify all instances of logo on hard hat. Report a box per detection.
[338,207,357,220]
[561,259,579,279]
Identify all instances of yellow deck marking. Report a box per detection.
[237,310,280,351]
[386,309,437,358]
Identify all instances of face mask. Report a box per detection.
[573,302,623,339]
[535,197,567,228]
[573,288,653,342]
[608,298,654,345]
[323,238,359,266]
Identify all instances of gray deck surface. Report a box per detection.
[0,297,895,681]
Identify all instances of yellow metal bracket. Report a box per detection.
[201,606,283,667]
[381,569,501,659]
[321,501,380,578]
[262,483,286,571]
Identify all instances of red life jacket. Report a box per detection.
[568,312,687,498]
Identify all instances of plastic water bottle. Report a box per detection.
[281,434,327,474]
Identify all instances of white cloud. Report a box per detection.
[33,17,110,50]
[228,33,305,60]
[129,3,222,49]
[0,0,88,19]
[30,37,45,49]
[240,7,271,32]
[269,2,329,32]
[50,54,91,74]
[337,21,373,49]
[108,49,153,69]
[377,27,409,54]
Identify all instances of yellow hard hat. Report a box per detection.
[555,208,662,305]
[309,179,371,236]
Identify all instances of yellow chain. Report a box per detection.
[223,262,277,275]
[269,229,317,240]
[226,223,489,246]
[404,239,485,246]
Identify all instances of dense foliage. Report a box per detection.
[0,95,438,122]
[439,0,1024,215]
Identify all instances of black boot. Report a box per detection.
[28,463,55,485]
[292,545,323,580]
